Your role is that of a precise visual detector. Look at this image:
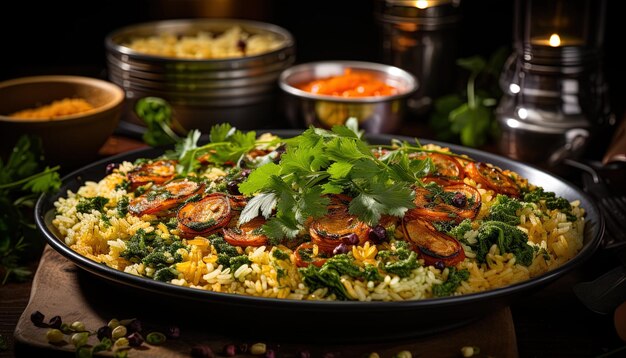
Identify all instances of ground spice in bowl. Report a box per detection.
[9,98,94,119]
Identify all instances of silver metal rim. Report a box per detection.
[278,60,418,103]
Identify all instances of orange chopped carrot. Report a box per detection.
[297,69,398,98]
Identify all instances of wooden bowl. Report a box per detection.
[0,76,124,170]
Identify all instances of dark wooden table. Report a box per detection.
[1,132,625,358]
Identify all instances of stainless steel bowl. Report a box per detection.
[279,61,418,133]
[105,18,295,131]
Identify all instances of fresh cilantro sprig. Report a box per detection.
[238,118,432,242]
[163,123,282,175]
[0,136,61,284]
[135,97,185,147]
[371,138,475,163]
[429,47,508,147]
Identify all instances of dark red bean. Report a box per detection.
[451,192,467,208]
[368,225,387,243]
[30,311,45,326]
[435,261,445,270]
[97,326,112,340]
[265,349,276,358]
[48,316,62,329]
[223,343,237,357]
[298,351,311,358]
[226,181,241,195]
[127,319,142,333]
[342,233,359,245]
[105,163,119,175]
[127,332,144,347]
[333,243,350,255]
[191,344,215,358]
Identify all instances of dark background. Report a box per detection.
[1,0,624,150]
[2,3,626,356]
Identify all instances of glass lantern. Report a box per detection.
[495,0,613,167]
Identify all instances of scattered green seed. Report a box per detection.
[394,351,412,358]
[46,329,65,343]
[112,325,127,340]
[108,319,120,329]
[76,346,93,358]
[114,348,130,358]
[250,342,267,355]
[460,346,480,357]
[71,321,86,332]
[114,337,130,349]
[71,332,89,347]
[59,323,72,334]
[145,332,166,345]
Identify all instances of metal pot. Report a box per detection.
[105,18,295,131]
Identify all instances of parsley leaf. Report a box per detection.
[238,163,280,195]
[0,135,61,284]
[238,122,418,242]
[135,97,181,146]
[349,182,414,225]
[209,123,236,143]
[239,192,278,224]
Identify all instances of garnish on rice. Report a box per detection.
[51,118,586,301]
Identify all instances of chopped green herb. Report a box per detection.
[164,217,178,230]
[229,255,251,272]
[116,196,129,217]
[100,214,112,227]
[377,243,419,278]
[447,219,473,243]
[432,267,470,297]
[134,186,147,196]
[146,187,173,202]
[208,236,239,257]
[115,180,130,191]
[487,194,523,225]
[272,249,290,260]
[145,332,167,345]
[473,221,535,266]
[154,267,177,282]
[299,253,383,299]
[423,181,457,207]
[76,196,109,214]
[523,187,576,221]
[185,219,216,232]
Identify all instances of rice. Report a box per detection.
[51,144,586,302]
[124,26,284,59]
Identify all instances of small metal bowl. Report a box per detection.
[279,61,418,133]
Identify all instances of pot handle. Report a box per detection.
[602,115,626,165]
[548,128,589,166]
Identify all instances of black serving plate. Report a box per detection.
[35,131,604,342]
